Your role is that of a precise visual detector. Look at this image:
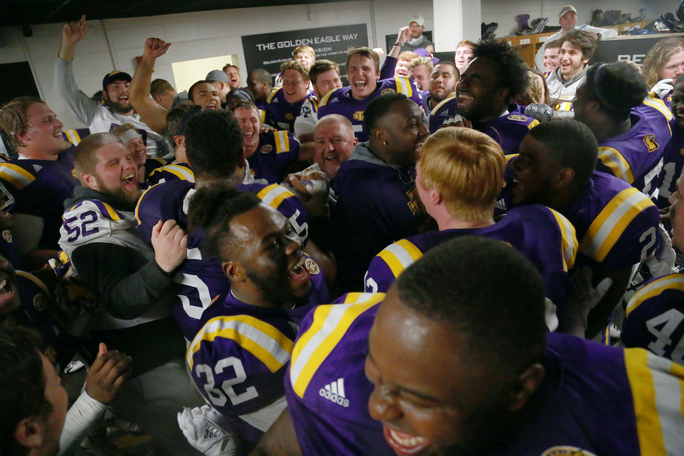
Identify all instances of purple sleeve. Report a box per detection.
[364,255,397,293]
[380,56,397,80]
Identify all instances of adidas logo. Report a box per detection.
[330,98,339,103]
[33,164,43,172]
[496,198,507,211]
[319,378,349,407]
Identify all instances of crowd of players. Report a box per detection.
[1,6,684,456]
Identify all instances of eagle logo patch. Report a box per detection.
[2,230,11,243]
[285,113,295,121]
[33,294,48,312]
[353,111,364,121]
[260,145,274,154]
[643,134,658,153]
[381,88,396,95]
[507,114,527,122]
[541,447,597,456]
[305,258,320,275]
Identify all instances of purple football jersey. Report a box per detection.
[364,204,576,308]
[597,102,672,199]
[475,103,540,155]
[187,257,328,447]
[623,273,684,363]
[317,77,423,142]
[147,162,195,186]
[135,180,310,340]
[330,144,432,292]
[287,293,684,456]
[0,148,79,250]
[248,131,300,183]
[427,92,456,134]
[264,88,316,132]
[656,119,684,208]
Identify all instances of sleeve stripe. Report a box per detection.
[528,119,540,130]
[395,76,412,97]
[598,147,635,183]
[150,165,195,181]
[290,294,385,398]
[644,95,674,122]
[626,274,684,316]
[257,184,295,209]
[625,348,684,455]
[65,129,82,145]
[15,271,50,295]
[579,188,654,262]
[377,240,423,279]
[430,92,455,115]
[92,200,122,221]
[0,164,35,189]
[259,109,267,123]
[275,131,290,153]
[267,88,280,104]
[134,184,160,225]
[187,315,294,372]
[549,209,577,272]
[505,154,519,163]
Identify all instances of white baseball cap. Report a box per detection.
[410,15,425,27]
[558,5,577,18]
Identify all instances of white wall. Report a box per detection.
[0,0,433,129]
[481,0,673,38]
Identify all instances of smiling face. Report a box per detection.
[0,255,19,316]
[191,83,221,110]
[88,141,141,209]
[671,78,684,130]
[123,136,147,166]
[510,135,561,206]
[454,45,473,75]
[313,69,342,99]
[395,60,410,78]
[313,118,357,179]
[282,69,310,104]
[294,52,314,70]
[559,11,577,33]
[670,176,684,252]
[543,46,561,73]
[378,99,428,167]
[409,64,430,91]
[247,74,272,102]
[662,50,684,81]
[348,54,380,100]
[457,57,506,123]
[18,103,71,158]
[225,67,241,89]
[559,41,588,80]
[229,205,312,305]
[429,63,458,103]
[366,287,512,456]
[103,80,133,114]
[234,106,261,156]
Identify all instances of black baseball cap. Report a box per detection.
[102,71,132,90]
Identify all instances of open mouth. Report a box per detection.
[457,92,473,110]
[288,255,310,283]
[414,141,425,156]
[121,171,137,189]
[354,80,368,91]
[383,425,431,456]
[0,273,16,309]
[205,101,218,110]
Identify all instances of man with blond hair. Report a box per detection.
[265,60,316,132]
[407,56,434,92]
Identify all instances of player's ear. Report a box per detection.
[508,363,545,411]
[173,135,185,149]
[80,172,98,190]
[223,260,244,283]
[13,416,43,449]
[495,87,510,103]
[374,127,387,145]
[555,167,575,188]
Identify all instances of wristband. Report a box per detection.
[393,42,404,47]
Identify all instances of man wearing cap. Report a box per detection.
[534,5,617,71]
[404,15,434,53]
[54,15,169,157]
[206,70,231,108]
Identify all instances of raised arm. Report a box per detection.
[54,15,101,125]
[129,38,173,135]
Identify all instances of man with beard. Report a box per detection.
[425,62,459,134]
[59,133,205,455]
[111,123,167,187]
[457,39,539,154]
[505,120,659,339]
[232,101,314,184]
[404,15,434,53]
[330,93,430,293]
[54,15,168,157]
[252,236,684,456]
[247,69,273,119]
[185,186,328,452]
[0,97,80,270]
[135,110,322,341]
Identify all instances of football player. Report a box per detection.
[364,127,576,330]
[253,237,684,456]
[146,106,197,186]
[506,120,660,338]
[656,74,684,208]
[317,47,422,142]
[264,61,317,133]
[233,101,314,184]
[574,62,672,200]
[457,39,539,154]
[426,62,459,134]
[186,186,328,451]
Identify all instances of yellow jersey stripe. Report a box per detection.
[549,208,577,272]
[395,76,413,97]
[528,119,540,130]
[430,92,455,116]
[579,188,654,262]
[15,271,49,295]
[0,164,35,189]
[267,88,280,104]
[319,89,334,107]
[290,293,385,398]
[65,129,81,145]
[150,165,195,182]
[377,240,423,279]
[505,154,519,163]
[259,109,267,123]
[257,184,294,209]
[275,131,290,154]
[626,274,684,316]
[100,202,121,221]
[644,94,674,122]
[135,183,160,225]
[598,147,634,183]
[187,315,294,372]
[625,349,684,455]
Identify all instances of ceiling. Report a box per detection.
[1,0,351,27]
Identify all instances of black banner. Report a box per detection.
[241,24,369,82]
[594,35,684,65]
